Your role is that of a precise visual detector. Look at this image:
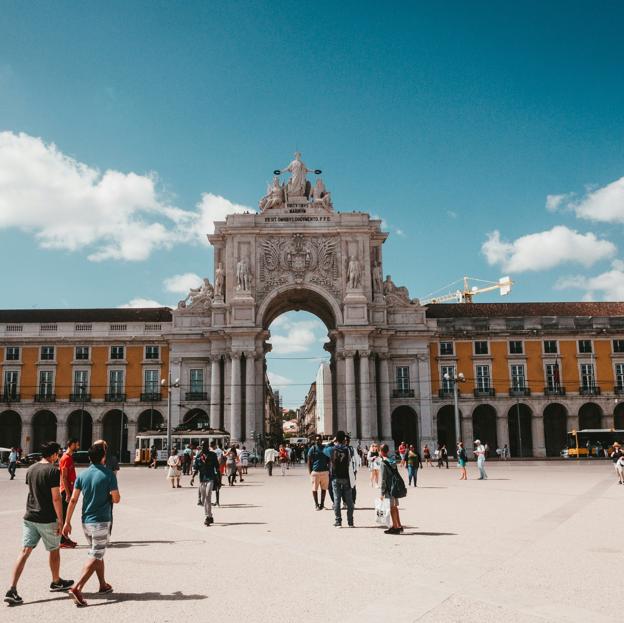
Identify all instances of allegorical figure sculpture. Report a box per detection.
[280,152,316,197]
[236,257,251,291]
[178,277,213,309]
[372,261,383,294]
[259,176,285,211]
[214,262,225,298]
[311,178,332,210]
[347,256,361,290]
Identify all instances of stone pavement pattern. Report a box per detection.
[0,460,620,623]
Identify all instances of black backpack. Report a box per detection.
[331,446,350,479]
[384,460,407,498]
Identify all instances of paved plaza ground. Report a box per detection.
[0,459,620,622]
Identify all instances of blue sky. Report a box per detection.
[1,1,624,407]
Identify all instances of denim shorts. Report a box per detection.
[22,520,60,551]
[83,522,111,559]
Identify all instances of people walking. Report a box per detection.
[240,446,250,475]
[307,435,330,510]
[226,447,238,486]
[474,439,488,480]
[610,442,624,484]
[406,444,422,486]
[149,444,158,468]
[616,454,624,486]
[63,442,120,607]
[4,442,74,606]
[345,435,359,505]
[379,444,404,534]
[329,431,354,527]
[501,444,510,460]
[194,441,220,526]
[166,449,182,488]
[457,442,468,480]
[398,441,407,467]
[59,438,79,549]
[264,446,278,476]
[423,444,432,466]
[278,445,289,476]
[8,447,18,480]
[182,445,193,475]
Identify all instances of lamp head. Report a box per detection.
[458,372,465,382]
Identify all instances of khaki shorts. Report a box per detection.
[310,471,329,491]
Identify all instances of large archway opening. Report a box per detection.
[182,408,210,430]
[261,286,338,445]
[102,410,128,462]
[436,405,458,452]
[507,403,533,457]
[579,403,602,429]
[138,409,164,432]
[391,406,418,448]
[543,403,567,457]
[67,410,93,449]
[0,410,21,448]
[472,404,498,451]
[33,410,57,452]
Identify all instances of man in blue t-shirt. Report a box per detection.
[63,442,120,607]
[307,435,330,511]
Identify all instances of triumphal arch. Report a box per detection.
[169,153,435,447]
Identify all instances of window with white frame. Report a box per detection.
[440,342,454,356]
[40,346,54,361]
[145,345,159,360]
[6,347,20,361]
[544,340,558,354]
[39,370,54,396]
[190,369,204,393]
[476,365,490,391]
[3,370,18,399]
[75,346,89,360]
[578,340,593,354]
[614,340,624,353]
[511,364,526,389]
[441,365,455,391]
[109,369,124,394]
[73,370,88,395]
[144,369,159,393]
[396,366,410,391]
[509,340,523,354]
[110,345,124,360]
[545,363,561,390]
[474,341,489,355]
[615,363,624,390]
[580,363,595,390]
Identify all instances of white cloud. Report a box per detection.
[555,259,624,300]
[163,272,203,294]
[267,372,293,387]
[0,131,253,261]
[268,318,325,354]
[545,193,574,212]
[118,297,168,308]
[571,176,624,223]
[482,226,616,273]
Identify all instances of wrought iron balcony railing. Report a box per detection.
[35,393,56,402]
[544,386,566,396]
[140,392,162,402]
[509,387,531,397]
[69,393,91,402]
[473,388,496,398]
[392,388,415,398]
[185,391,208,401]
[105,392,126,402]
[579,386,601,396]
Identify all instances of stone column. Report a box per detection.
[345,351,356,437]
[21,419,33,453]
[170,359,182,428]
[378,354,392,442]
[92,419,103,446]
[496,415,509,450]
[335,353,346,431]
[369,354,379,440]
[255,356,264,441]
[359,351,371,442]
[126,420,137,464]
[209,355,221,430]
[531,414,546,457]
[462,413,474,458]
[417,354,434,444]
[230,353,242,441]
[244,352,256,443]
[224,357,232,430]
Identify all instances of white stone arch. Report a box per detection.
[256,282,343,330]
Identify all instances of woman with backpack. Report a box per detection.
[379,444,405,535]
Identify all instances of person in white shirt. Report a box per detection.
[474,440,488,480]
[264,447,279,477]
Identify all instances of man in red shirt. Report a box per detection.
[59,438,79,549]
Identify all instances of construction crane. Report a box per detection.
[420,276,513,305]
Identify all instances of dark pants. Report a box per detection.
[332,478,354,525]
[266,461,273,476]
[407,465,418,486]
[8,461,16,479]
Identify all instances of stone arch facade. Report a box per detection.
[168,153,435,448]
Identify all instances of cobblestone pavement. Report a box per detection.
[0,460,620,622]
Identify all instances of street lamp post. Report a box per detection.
[79,383,86,449]
[516,397,523,458]
[443,371,465,447]
[162,375,180,453]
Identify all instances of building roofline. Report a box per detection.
[425,302,624,318]
[0,308,173,323]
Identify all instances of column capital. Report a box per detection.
[344,350,356,359]
[209,354,222,363]
[377,352,390,361]
[230,351,242,361]
[359,350,371,359]
[243,351,256,360]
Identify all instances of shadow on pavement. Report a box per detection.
[401,531,457,536]
[95,591,208,603]
[218,503,261,508]
[217,521,267,527]
[108,539,206,548]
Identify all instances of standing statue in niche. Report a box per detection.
[372,261,383,294]
[347,256,361,290]
[236,257,251,292]
[280,152,317,197]
[214,262,225,298]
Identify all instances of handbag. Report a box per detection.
[375,497,392,528]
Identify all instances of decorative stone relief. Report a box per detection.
[177,277,214,312]
[382,275,420,307]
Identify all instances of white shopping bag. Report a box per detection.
[374,497,391,528]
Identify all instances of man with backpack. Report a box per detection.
[379,443,405,534]
[329,431,354,527]
[307,435,330,510]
